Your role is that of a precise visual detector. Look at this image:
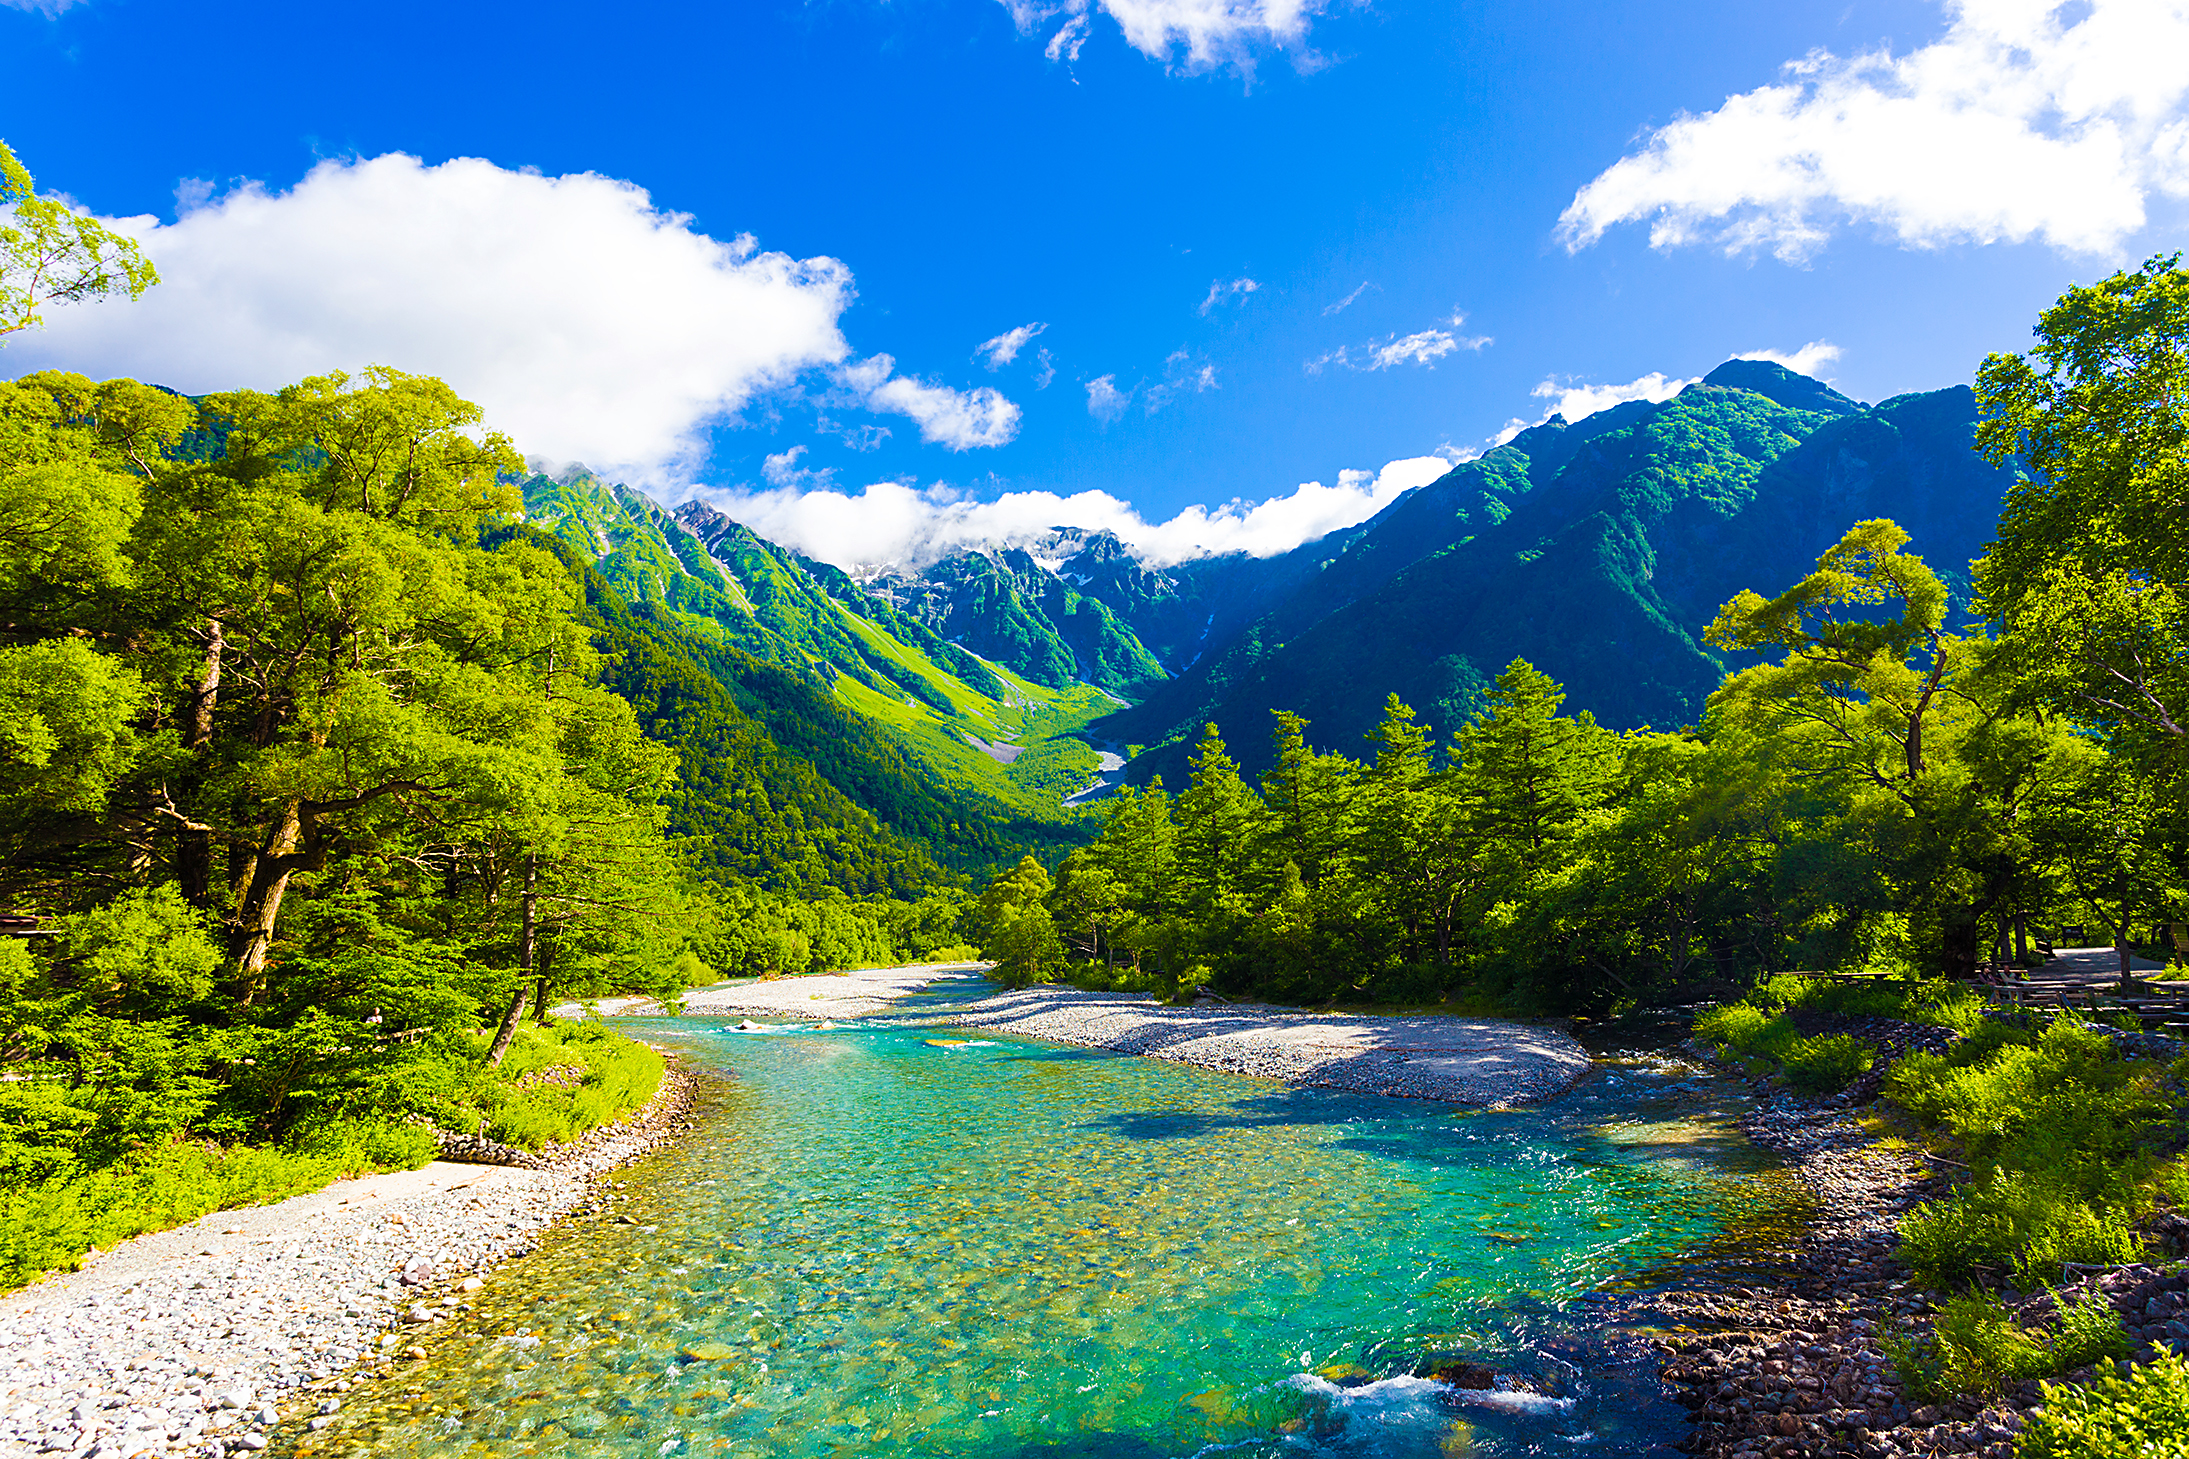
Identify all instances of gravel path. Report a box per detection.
[0,1058,697,1459]
[931,984,1590,1106]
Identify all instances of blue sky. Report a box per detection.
[7,0,2188,565]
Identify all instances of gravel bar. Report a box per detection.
[929,984,1590,1106]
[0,1055,698,1459]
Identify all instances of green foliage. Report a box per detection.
[1882,1012,2160,1285]
[1,141,159,341]
[1784,1034,1874,1094]
[1976,254,2189,747]
[2017,1345,2189,1459]
[1899,1172,2144,1290]
[469,1021,664,1151]
[1691,1002,1875,1094]
[1888,1289,2129,1400]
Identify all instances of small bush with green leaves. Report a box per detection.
[469,1021,665,1151]
[2016,1344,2189,1459]
[1783,1033,1875,1094]
[1888,1289,2130,1400]
[1900,1171,2143,1288]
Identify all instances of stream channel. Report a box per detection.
[298,1003,1810,1459]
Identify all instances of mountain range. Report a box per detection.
[522,358,2021,841]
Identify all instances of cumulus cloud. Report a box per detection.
[7,153,858,486]
[1001,0,1324,72]
[845,355,1023,450]
[977,321,1047,369]
[1735,340,1844,377]
[1559,0,2189,261]
[1198,276,1260,315]
[1086,374,1132,422]
[1309,313,1491,373]
[696,455,1452,571]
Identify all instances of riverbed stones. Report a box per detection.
[0,1061,701,1457]
[1647,1036,2188,1459]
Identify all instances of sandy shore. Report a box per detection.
[692,964,1590,1107]
[0,1057,697,1459]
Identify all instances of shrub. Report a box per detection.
[2017,1344,2189,1458]
[1900,1172,2143,1287]
[472,1021,664,1150]
[1889,1289,2131,1400]
[1783,1033,1875,1094]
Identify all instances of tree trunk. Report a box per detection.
[230,799,305,1001]
[2117,890,2135,992]
[176,620,224,907]
[486,854,537,1067]
[2013,910,2029,964]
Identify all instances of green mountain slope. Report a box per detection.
[865,545,1164,695]
[521,471,1114,823]
[1114,361,2019,780]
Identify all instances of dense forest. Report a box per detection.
[976,256,2189,1018]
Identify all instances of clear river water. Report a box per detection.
[301,1006,1806,1459]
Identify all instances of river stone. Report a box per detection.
[678,1341,739,1362]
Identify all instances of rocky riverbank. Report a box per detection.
[1639,1032,2187,1459]
[0,1055,701,1459]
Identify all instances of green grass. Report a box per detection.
[469,1021,666,1150]
[825,605,1119,817]
[0,1019,667,1292]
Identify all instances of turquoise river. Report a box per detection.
[300,1007,1808,1459]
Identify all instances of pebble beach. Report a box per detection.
[0,1061,697,1459]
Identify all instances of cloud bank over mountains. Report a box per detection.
[7,153,1016,486]
[1561,0,2189,260]
[698,454,1452,571]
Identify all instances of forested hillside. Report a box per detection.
[1106,361,2020,781]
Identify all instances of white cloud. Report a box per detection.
[1309,313,1491,373]
[1322,280,1374,315]
[696,455,1452,571]
[977,321,1047,368]
[1086,374,1132,422]
[1143,351,1219,413]
[1198,276,1260,315]
[1,0,85,13]
[762,444,836,491]
[1559,0,2189,261]
[7,153,855,486]
[1032,348,1057,389]
[1002,0,1324,72]
[1530,371,1696,425]
[1734,340,1844,378]
[850,355,1023,450]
